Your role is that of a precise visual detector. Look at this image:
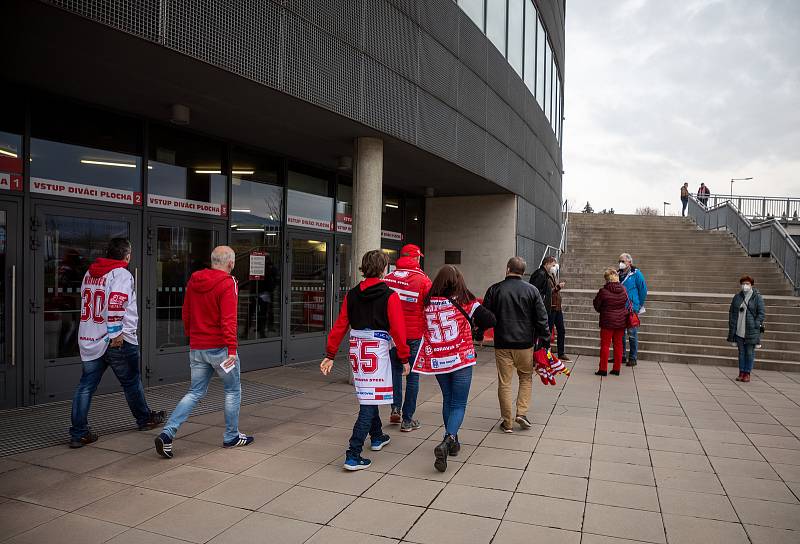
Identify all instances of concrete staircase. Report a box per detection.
[561,213,800,371]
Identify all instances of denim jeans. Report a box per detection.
[162,348,242,443]
[435,366,473,437]
[681,197,689,216]
[390,339,421,422]
[548,310,566,358]
[622,327,639,361]
[735,335,755,373]
[347,404,383,459]
[70,341,150,441]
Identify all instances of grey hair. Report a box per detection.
[620,253,633,264]
[211,246,236,268]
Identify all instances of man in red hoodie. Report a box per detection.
[69,238,165,448]
[382,244,431,431]
[155,246,253,459]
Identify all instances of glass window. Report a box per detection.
[459,0,485,31]
[30,100,142,201]
[0,130,22,179]
[0,87,24,179]
[486,0,507,56]
[555,71,561,136]
[230,150,283,341]
[289,239,328,334]
[536,17,546,110]
[336,183,353,233]
[523,0,537,91]
[148,125,227,214]
[404,198,424,247]
[288,170,329,196]
[507,0,524,76]
[544,45,551,122]
[382,195,403,241]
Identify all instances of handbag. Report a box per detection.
[449,298,483,341]
[745,302,765,333]
[625,298,640,329]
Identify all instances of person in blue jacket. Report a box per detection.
[618,253,647,366]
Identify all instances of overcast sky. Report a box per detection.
[563,0,800,214]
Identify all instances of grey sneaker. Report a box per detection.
[515,415,533,429]
[400,419,421,432]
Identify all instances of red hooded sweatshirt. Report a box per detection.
[182,268,238,356]
[383,256,432,340]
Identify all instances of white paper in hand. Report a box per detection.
[220,357,237,374]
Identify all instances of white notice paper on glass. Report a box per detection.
[249,252,266,280]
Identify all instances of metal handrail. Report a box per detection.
[696,193,800,221]
[540,200,570,266]
[688,195,800,295]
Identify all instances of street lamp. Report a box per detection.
[730,177,753,200]
[663,202,670,216]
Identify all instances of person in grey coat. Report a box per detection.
[727,275,765,383]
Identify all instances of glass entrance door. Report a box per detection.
[0,201,20,408]
[32,204,140,403]
[285,234,331,364]
[145,215,224,385]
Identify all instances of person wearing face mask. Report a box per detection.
[727,275,765,383]
[546,259,570,361]
[616,253,647,366]
[530,256,557,317]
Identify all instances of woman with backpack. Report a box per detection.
[593,268,630,376]
[727,275,765,383]
[413,265,495,472]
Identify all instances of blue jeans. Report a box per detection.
[622,327,639,361]
[435,366,473,437]
[681,197,689,216]
[735,336,755,373]
[548,310,566,358]
[162,348,242,443]
[70,341,150,441]
[390,339,421,422]
[347,404,383,459]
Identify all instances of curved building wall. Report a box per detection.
[42,0,565,264]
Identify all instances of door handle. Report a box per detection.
[10,265,15,366]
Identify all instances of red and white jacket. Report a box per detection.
[78,258,138,361]
[413,297,480,375]
[383,257,432,340]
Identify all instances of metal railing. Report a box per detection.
[697,194,800,222]
[540,200,570,266]
[688,196,800,295]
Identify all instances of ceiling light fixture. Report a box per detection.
[231,209,251,213]
[385,202,399,209]
[232,170,255,175]
[170,104,190,125]
[237,227,266,232]
[0,149,18,158]
[81,159,137,168]
[195,169,222,174]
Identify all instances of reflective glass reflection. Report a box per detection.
[507,0,524,75]
[486,0,507,56]
[459,0,485,31]
[0,130,23,175]
[536,18,546,109]
[523,0,537,90]
[290,239,328,334]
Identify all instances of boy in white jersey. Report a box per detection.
[69,238,164,448]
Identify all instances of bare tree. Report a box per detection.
[635,206,659,216]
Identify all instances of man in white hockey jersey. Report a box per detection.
[69,238,165,448]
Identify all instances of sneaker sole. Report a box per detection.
[400,425,419,433]
[154,436,173,459]
[433,443,448,472]
[370,437,391,451]
[343,462,369,471]
[515,417,532,429]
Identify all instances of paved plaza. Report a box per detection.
[1,352,800,543]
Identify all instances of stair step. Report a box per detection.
[563,319,800,342]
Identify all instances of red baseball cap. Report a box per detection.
[400,244,423,258]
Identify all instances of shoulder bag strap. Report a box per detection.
[449,298,474,328]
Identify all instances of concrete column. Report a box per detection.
[351,137,383,286]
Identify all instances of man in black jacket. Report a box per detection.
[529,257,555,310]
[483,257,550,433]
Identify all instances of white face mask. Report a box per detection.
[618,262,627,271]
[550,264,559,274]
[741,283,752,293]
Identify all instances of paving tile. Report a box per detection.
[363,474,445,507]
[92,432,156,454]
[591,444,652,466]
[535,438,592,458]
[302,464,383,495]
[646,436,703,454]
[331,497,423,539]
[772,462,800,482]
[430,483,512,518]
[583,503,665,543]
[241,456,325,484]
[730,496,800,530]
[700,442,764,461]
[208,512,320,544]
[467,446,532,469]
[76,487,186,526]
[718,474,799,503]
[662,513,748,544]
[279,439,348,464]
[694,429,749,444]
[653,467,723,494]
[740,422,793,436]
[528,453,590,477]
[196,474,292,510]
[105,528,189,544]
[759,446,800,465]
[188,448,270,474]
[517,471,588,501]
[504,492,584,531]
[541,426,596,443]
[744,524,800,544]
[449,463,522,491]
[649,450,713,472]
[404,509,500,544]
[707,457,780,480]
[0,465,73,499]
[88,452,176,485]
[141,498,249,544]
[388,449,463,482]
[581,535,659,544]
[0,500,65,540]
[593,430,648,449]
[657,488,737,521]
[5,513,126,544]
[748,433,800,450]
[18,472,127,511]
[590,460,654,486]
[587,480,660,512]
[37,447,128,474]
[260,485,354,523]
[304,526,398,544]
[479,432,539,452]
[139,464,232,497]
[493,520,581,543]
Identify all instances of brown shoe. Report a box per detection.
[741,373,751,383]
[735,372,743,381]
[389,407,401,424]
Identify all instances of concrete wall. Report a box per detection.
[424,194,517,297]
